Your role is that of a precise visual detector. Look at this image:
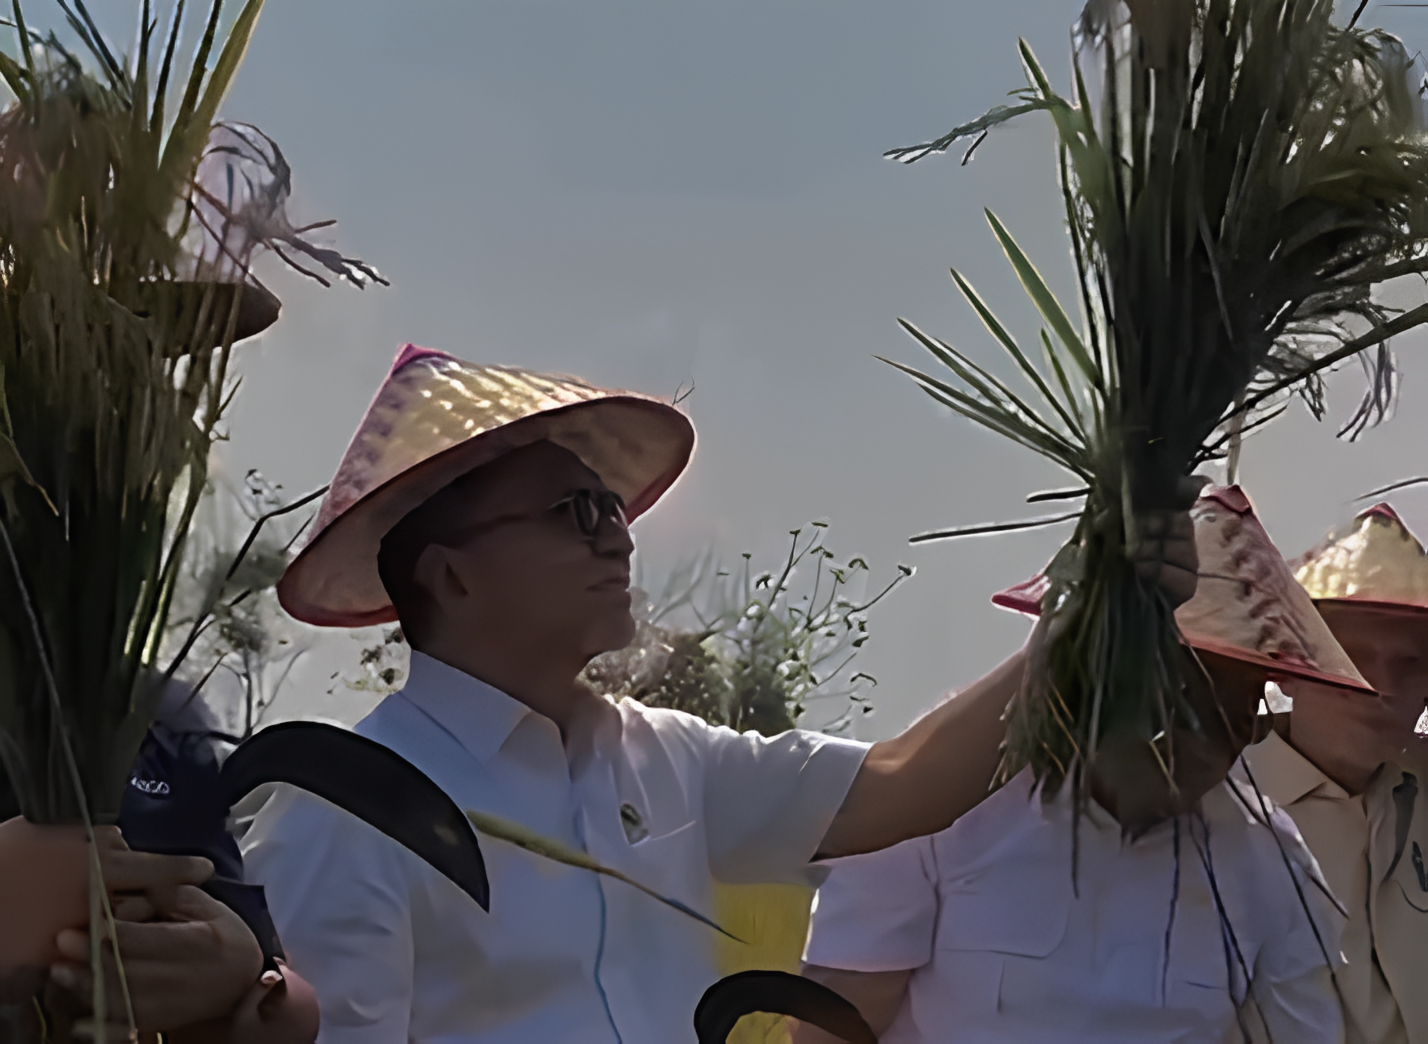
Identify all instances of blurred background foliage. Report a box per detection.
[584,522,912,737]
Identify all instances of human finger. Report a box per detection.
[1132,507,1194,544]
[49,959,93,998]
[71,1019,137,1044]
[60,914,223,970]
[142,880,232,923]
[1174,474,1210,509]
[1162,508,1194,541]
[92,825,128,853]
[110,920,262,1030]
[1158,562,1199,608]
[107,916,222,963]
[55,927,91,964]
[49,958,133,1032]
[228,962,321,1044]
[99,848,213,895]
[112,893,158,922]
[1133,556,1199,608]
[1157,531,1198,577]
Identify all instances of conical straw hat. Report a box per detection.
[278,344,695,627]
[992,486,1372,694]
[1293,503,1428,617]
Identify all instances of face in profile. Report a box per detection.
[1315,602,1428,739]
[419,440,637,664]
[1090,648,1265,834]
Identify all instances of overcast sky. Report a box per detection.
[76,1,1428,736]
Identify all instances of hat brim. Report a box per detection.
[1311,597,1428,619]
[278,396,694,627]
[992,586,1376,695]
[1183,635,1376,695]
[132,280,281,350]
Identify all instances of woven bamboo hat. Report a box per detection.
[278,344,696,627]
[992,486,1373,694]
[1293,503,1428,621]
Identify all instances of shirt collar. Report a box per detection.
[399,651,533,764]
[1244,729,1342,805]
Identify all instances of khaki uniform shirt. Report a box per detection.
[1241,732,1428,1044]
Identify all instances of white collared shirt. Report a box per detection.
[804,769,1345,1044]
[241,652,867,1044]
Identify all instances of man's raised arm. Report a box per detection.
[817,649,1023,858]
[820,500,1199,859]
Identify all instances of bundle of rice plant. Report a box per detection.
[884,0,1428,811]
[0,0,378,828]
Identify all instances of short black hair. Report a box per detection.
[376,465,492,646]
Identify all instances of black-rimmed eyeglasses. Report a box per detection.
[551,488,628,539]
[446,487,629,546]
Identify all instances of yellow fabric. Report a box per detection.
[711,882,815,1044]
[1242,732,1428,1044]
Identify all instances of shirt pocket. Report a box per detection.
[621,820,703,901]
[933,865,1071,957]
[930,864,1072,1023]
[1162,895,1243,1021]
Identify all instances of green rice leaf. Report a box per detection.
[185,0,262,152]
[0,49,26,100]
[894,319,1081,456]
[983,210,1101,394]
[160,0,223,179]
[9,1,32,92]
[950,268,1086,440]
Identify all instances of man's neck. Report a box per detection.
[415,640,598,740]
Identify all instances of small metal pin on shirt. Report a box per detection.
[620,802,649,844]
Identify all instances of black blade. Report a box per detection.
[220,721,488,911]
[694,971,877,1044]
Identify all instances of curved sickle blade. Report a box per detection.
[220,721,489,911]
[694,971,877,1044]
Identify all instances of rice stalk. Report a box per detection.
[0,0,378,828]
[465,808,740,940]
[886,0,1428,814]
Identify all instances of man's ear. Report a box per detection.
[414,543,468,609]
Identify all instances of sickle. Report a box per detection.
[221,721,489,911]
[694,970,877,1044]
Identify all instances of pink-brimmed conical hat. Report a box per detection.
[992,486,1372,694]
[1293,503,1428,618]
[278,344,696,627]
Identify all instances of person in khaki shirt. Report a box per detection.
[1241,503,1428,1044]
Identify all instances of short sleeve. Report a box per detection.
[242,785,416,1044]
[803,835,939,973]
[700,724,868,885]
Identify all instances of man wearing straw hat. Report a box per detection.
[240,343,1199,1044]
[1237,503,1428,1044]
[794,487,1352,1044]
